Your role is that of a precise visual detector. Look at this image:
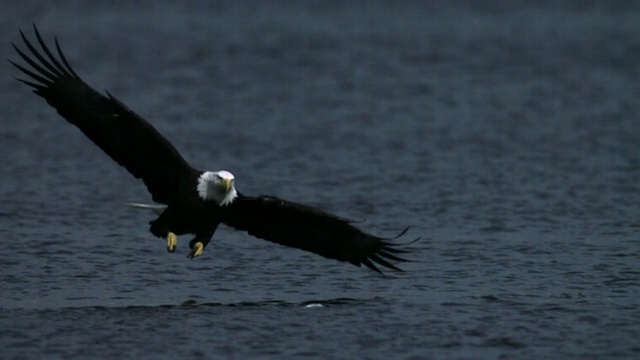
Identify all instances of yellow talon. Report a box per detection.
[167,232,177,253]
[189,242,204,258]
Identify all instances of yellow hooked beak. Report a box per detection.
[222,178,233,193]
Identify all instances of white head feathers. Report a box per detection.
[197,170,238,206]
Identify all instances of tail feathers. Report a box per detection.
[127,203,166,215]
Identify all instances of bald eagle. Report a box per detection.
[10,26,414,273]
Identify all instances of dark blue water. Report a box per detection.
[1,1,639,359]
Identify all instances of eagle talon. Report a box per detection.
[167,232,177,253]
[187,242,204,259]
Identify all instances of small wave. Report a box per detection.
[0,297,385,312]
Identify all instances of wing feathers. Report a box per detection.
[222,195,415,273]
[367,254,401,272]
[11,26,196,205]
[376,250,409,263]
[54,37,80,77]
[9,60,50,88]
[20,29,64,78]
[12,44,58,84]
[33,26,72,77]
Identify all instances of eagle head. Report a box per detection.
[197,170,238,206]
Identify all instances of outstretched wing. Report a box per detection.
[10,26,196,205]
[221,195,414,273]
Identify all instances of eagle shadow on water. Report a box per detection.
[10,25,417,274]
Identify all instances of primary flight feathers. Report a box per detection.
[11,25,415,274]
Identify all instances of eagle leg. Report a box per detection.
[167,232,178,253]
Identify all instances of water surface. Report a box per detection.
[1,1,639,359]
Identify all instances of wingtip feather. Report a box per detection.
[377,250,410,263]
[369,253,403,272]
[361,258,383,274]
[14,77,46,91]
